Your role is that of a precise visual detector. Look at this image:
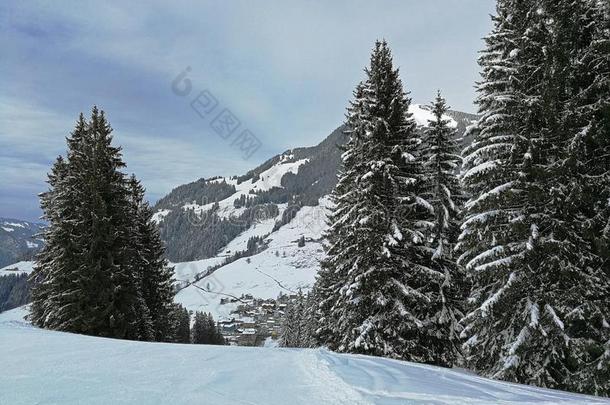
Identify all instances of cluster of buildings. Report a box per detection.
[216,293,297,346]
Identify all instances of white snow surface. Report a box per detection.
[0,261,34,277]
[151,209,171,224]
[3,221,26,228]
[0,307,606,405]
[26,241,39,249]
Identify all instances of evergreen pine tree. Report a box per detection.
[280,298,299,348]
[125,176,155,341]
[420,91,467,366]
[169,304,191,344]
[192,311,224,345]
[313,84,367,350]
[459,0,610,395]
[30,107,177,342]
[192,311,207,344]
[30,115,91,331]
[316,40,436,361]
[29,152,73,329]
[300,292,318,348]
[540,0,610,394]
[128,176,175,341]
[292,290,305,347]
[76,108,146,339]
[279,290,317,348]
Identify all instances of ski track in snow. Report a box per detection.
[1,307,608,405]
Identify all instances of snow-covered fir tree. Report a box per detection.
[280,296,300,348]
[313,82,367,351]
[29,107,175,342]
[125,176,155,341]
[316,40,446,362]
[29,121,82,331]
[420,92,467,366]
[300,291,318,348]
[169,304,191,344]
[280,290,316,348]
[127,176,175,341]
[192,312,225,345]
[543,0,610,394]
[459,0,610,395]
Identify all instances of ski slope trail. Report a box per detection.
[1,308,607,405]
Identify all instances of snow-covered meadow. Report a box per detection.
[0,261,34,277]
[1,307,607,405]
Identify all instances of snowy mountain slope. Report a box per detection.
[1,307,606,405]
[173,157,309,221]
[0,218,45,268]
[174,199,330,320]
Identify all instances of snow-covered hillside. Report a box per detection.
[173,198,330,320]
[1,307,606,405]
[154,156,310,223]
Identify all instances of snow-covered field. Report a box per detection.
[0,261,34,277]
[1,307,607,405]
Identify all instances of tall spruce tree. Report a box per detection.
[192,312,224,345]
[313,83,367,350]
[300,292,318,348]
[459,0,610,395]
[581,0,610,391]
[169,304,191,343]
[29,154,75,329]
[30,107,175,342]
[125,176,155,341]
[280,290,314,348]
[280,296,301,348]
[421,92,466,366]
[543,0,610,394]
[192,311,208,344]
[128,176,175,341]
[316,40,439,361]
[30,115,93,331]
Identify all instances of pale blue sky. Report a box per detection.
[0,0,495,221]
